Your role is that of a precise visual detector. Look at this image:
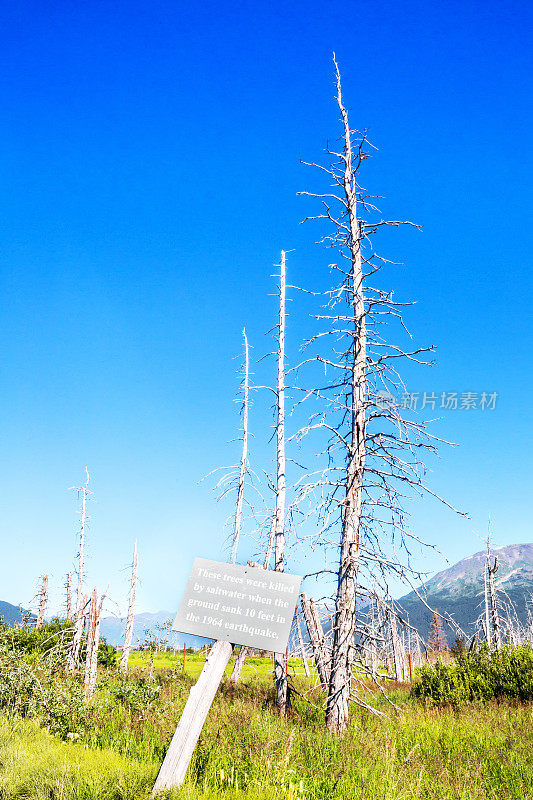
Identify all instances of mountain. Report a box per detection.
[0,600,35,626]
[396,543,533,641]
[99,611,211,649]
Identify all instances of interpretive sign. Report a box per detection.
[172,558,302,651]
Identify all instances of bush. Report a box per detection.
[411,643,533,706]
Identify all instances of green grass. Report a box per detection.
[126,650,309,681]
[1,659,533,800]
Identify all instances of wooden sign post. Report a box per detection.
[152,558,301,794]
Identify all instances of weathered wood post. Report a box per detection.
[152,640,233,794]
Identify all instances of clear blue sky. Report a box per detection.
[0,0,531,617]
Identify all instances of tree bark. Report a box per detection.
[274,251,288,713]
[301,593,330,688]
[36,575,48,628]
[326,60,366,735]
[295,608,311,678]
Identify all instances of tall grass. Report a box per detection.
[1,667,533,799]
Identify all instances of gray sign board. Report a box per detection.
[172,558,302,651]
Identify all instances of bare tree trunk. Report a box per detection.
[230,330,249,565]
[484,563,491,646]
[88,594,104,698]
[152,640,233,794]
[301,593,330,688]
[390,612,402,681]
[36,574,48,628]
[120,541,138,672]
[326,61,367,736]
[487,553,502,650]
[274,251,288,713]
[68,468,90,670]
[66,572,72,621]
[296,608,311,678]
[230,645,248,682]
[84,588,98,700]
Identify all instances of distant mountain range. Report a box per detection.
[3,544,532,647]
[0,600,34,626]
[98,611,210,649]
[396,543,533,640]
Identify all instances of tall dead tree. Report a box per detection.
[68,468,91,670]
[295,57,461,734]
[120,541,138,672]
[273,251,289,712]
[36,574,48,628]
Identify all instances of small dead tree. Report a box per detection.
[300,593,331,688]
[486,548,502,650]
[295,606,311,678]
[36,574,48,628]
[294,57,462,734]
[427,611,447,653]
[68,468,92,670]
[66,572,72,621]
[120,541,138,672]
[84,588,98,699]
[84,588,105,700]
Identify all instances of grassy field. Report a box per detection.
[126,650,305,680]
[1,654,532,800]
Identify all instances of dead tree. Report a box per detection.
[300,593,331,688]
[486,547,502,650]
[84,588,98,699]
[84,588,105,700]
[273,251,289,712]
[294,57,462,734]
[36,574,48,628]
[66,572,72,621]
[68,468,91,670]
[229,253,291,704]
[295,607,311,678]
[120,541,138,672]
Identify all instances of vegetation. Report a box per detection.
[0,659,532,799]
[411,644,533,706]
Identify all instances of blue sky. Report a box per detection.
[0,0,531,618]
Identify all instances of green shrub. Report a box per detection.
[411,643,533,706]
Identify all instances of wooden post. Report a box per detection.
[152,640,233,794]
[182,642,186,673]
